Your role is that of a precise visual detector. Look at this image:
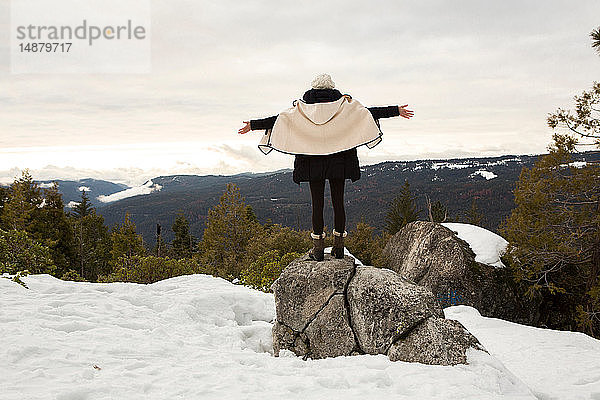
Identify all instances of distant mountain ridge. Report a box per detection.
[15,151,599,245]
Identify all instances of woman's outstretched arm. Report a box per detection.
[368,105,414,120]
[238,115,278,134]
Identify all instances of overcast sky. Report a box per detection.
[1,0,599,186]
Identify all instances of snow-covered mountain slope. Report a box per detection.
[96,179,162,203]
[2,272,599,399]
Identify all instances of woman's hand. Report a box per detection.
[238,121,251,134]
[398,105,414,119]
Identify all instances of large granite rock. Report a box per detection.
[347,266,443,354]
[271,253,486,364]
[388,317,486,365]
[380,221,539,324]
[271,254,359,359]
[271,254,355,332]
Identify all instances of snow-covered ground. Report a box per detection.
[2,225,598,399]
[2,272,599,399]
[446,306,600,400]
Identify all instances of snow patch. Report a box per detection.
[66,201,79,209]
[470,170,498,180]
[431,162,472,170]
[323,247,364,266]
[0,274,547,399]
[446,305,600,400]
[97,180,161,203]
[568,161,587,168]
[39,182,54,188]
[78,186,91,192]
[441,222,508,268]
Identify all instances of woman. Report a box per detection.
[238,73,413,261]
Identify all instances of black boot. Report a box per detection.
[308,232,325,261]
[331,229,346,259]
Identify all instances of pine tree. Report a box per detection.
[547,82,599,148]
[426,197,450,223]
[0,229,55,275]
[200,183,260,280]
[110,213,146,268]
[30,182,76,277]
[385,180,422,235]
[500,134,599,337]
[591,26,600,56]
[171,212,195,259]
[0,187,9,221]
[72,190,93,218]
[540,46,600,335]
[1,170,42,231]
[70,210,112,281]
[462,198,484,226]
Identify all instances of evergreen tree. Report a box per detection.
[0,229,56,275]
[110,213,146,268]
[462,198,484,226]
[72,190,93,218]
[1,170,42,231]
[385,180,422,235]
[70,210,112,281]
[0,187,9,221]
[591,26,600,56]
[200,183,261,280]
[500,135,599,337]
[547,82,599,147]
[30,182,76,277]
[245,205,258,224]
[171,212,195,258]
[427,198,450,223]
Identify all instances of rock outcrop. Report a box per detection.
[271,253,486,365]
[380,221,539,324]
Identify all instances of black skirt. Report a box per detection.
[292,148,361,184]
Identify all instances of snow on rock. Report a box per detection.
[441,222,508,268]
[78,186,91,192]
[97,180,161,203]
[66,201,79,208]
[324,247,364,266]
[446,305,600,400]
[0,273,541,399]
[470,170,497,180]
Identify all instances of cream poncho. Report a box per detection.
[257,96,382,156]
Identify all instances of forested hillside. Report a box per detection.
[93,152,599,244]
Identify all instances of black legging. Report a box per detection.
[309,178,345,235]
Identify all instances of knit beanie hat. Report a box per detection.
[311,73,335,89]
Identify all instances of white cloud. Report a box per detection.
[1,0,598,181]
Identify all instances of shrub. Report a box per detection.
[0,229,55,275]
[240,250,302,292]
[99,255,204,284]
